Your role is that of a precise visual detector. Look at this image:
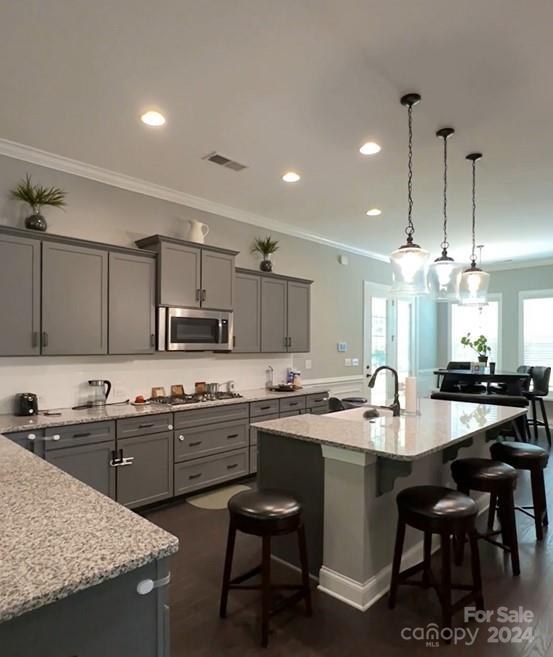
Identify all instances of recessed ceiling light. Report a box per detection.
[366,208,382,216]
[359,142,381,155]
[282,171,301,183]
[140,110,166,127]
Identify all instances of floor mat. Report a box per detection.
[186,483,252,510]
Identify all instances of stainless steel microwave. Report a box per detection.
[158,307,233,351]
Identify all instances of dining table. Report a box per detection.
[434,368,530,396]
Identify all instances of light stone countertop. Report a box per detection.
[0,387,329,434]
[0,436,178,623]
[251,398,527,461]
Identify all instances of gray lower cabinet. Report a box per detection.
[45,441,116,499]
[117,431,174,508]
[201,250,235,311]
[109,252,156,354]
[4,429,43,451]
[42,241,108,355]
[261,277,288,352]
[287,280,311,353]
[234,271,261,352]
[0,559,171,657]
[174,448,248,495]
[174,420,248,462]
[0,233,41,356]
[158,241,201,308]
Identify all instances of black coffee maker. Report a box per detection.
[15,393,39,416]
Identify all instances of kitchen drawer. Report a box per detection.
[279,410,302,418]
[249,399,279,418]
[174,403,249,430]
[249,445,258,474]
[306,392,329,408]
[309,405,329,415]
[174,448,248,495]
[117,414,173,439]
[249,413,279,446]
[279,396,306,413]
[44,421,115,451]
[4,429,43,451]
[174,420,248,463]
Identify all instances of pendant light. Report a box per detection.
[459,153,490,304]
[390,93,429,295]
[428,127,465,301]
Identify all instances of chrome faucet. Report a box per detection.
[367,366,401,417]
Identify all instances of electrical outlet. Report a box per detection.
[345,358,352,367]
[352,358,359,367]
[337,342,348,353]
[305,359,312,370]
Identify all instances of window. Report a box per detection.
[521,294,553,379]
[449,298,500,365]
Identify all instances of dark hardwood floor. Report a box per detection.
[145,435,553,656]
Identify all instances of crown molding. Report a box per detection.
[0,137,389,263]
[486,257,553,271]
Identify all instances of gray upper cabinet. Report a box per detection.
[158,241,201,308]
[287,280,311,353]
[234,271,261,352]
[202,250,234,310]
[261,277,288,352]
[109,252,156,354]
[42,242,108,355]
[0,233,41,356]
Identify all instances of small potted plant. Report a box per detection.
[460,333,492,365]
[251,236,279,272]
[10,173,67,232]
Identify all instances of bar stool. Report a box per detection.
[451,458,520,575]
[219,489,312,647]
[524,366,552,447]
[490,441,549,540]
[389,486,483,630]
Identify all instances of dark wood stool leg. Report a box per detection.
[530,467,547,541]
[297,524,312,616]
[422,531,432,588]
[219,521,237,618]
[454,485,470,566]
[468,531,484,610]
[388,518,406,609]
[532,398,539,441]
[439,532,452,631]
[498,489,520,576]
[487,492,497,531]
[539,398,552,447]
[261,534,272,647]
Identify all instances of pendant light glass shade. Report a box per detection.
[390,93,429,296]
[460,153,489,305]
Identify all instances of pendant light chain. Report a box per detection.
[441,134,449,253]
[406,102,415,243]
[470,157,477,266]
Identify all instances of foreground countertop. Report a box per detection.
[0,436,178,623]
[252,398,526,461]
[0,387,328,434]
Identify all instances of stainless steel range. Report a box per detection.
[151,391,243,406]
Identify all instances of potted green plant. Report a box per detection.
[251,236,279,272]
[460,333,492,365]
[10,174,67,232]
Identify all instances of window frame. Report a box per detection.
[447,293,503,368]
[518,289,553,392]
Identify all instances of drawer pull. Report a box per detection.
[289,402,299,406]
[227,434,239,439]
[189,441,202,447]
[227,463,238,470]
[138,423,155,429]
[73,432,92,438]
[189,473,202,480]
[260,405,271,410]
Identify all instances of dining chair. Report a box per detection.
[524,366,552,447]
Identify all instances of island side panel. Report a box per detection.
[0,559,171,657]
[257,431,324,575]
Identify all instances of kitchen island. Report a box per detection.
[0,435,178,656]
[252,398,526,611]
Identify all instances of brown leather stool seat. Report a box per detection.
[220,489,311,647]
[451,458,520,575]
[389,486,483,631]
[490,441,549,540]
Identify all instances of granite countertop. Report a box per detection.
[0,436,178,623]
[0,387,329,434]
[252,398,526,461]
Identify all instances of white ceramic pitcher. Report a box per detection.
[186,219,210,244]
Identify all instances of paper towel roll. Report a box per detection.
[405,376,417,413]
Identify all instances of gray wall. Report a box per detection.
[0,154,398,383]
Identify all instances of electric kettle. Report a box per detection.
[88,379,112,407]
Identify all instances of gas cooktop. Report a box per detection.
[151,392,243,406]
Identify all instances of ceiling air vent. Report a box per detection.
[202,151,247,172]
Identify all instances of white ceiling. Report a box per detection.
[1,0,552,264]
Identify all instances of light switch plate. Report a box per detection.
[352,358,359,367]
[345,358,352,367]
[305,359,312,370]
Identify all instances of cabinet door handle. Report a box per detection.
[189,440,202,447]
[32,332,39,348]
[227,463,238,470]
[189,473,202,480]
[227,434,239,439]
[110,449,123,466]
[177,435,185,442]
[42,331,49,347]
[138,422,155,429]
